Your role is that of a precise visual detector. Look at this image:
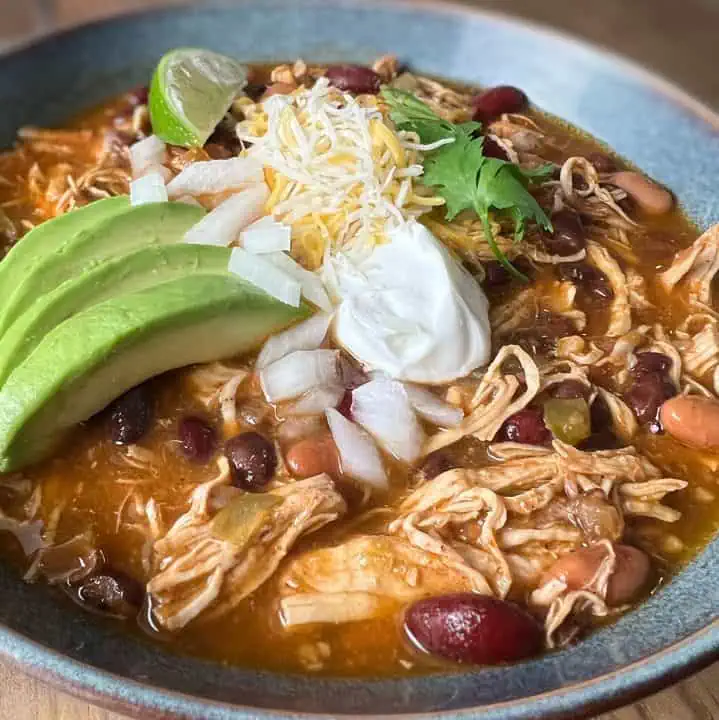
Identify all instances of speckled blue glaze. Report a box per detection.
[0,1,717,718]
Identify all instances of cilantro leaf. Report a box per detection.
[381,87,553,279]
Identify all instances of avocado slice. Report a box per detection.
[0,244,233,387]
[0,201,205,338]
[0,196,129,317]
[0,273,309,472]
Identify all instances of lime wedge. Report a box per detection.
[149,48,248,147]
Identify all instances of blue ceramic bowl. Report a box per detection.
[1,2,718,718]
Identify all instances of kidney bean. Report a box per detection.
[660,395,719,450]
[482,135,509,161]
[557,262,613,304]
[285,432,340,478]
[419,451,456,480]
[579,429,621,452]
[544,209,586,256]
[325,65,381,95]
[178,415,216,462]
[497,407,552,445]
[336,389,354,419]
[472,86,528,125]
[631,352,672,378]
[624,373,676,426]
[108,384,153,445]
[76,569,144,618]
[586,151,617,174]
[541,544,650,606]
[549,380,590,400]
[609,171,674,216]
[225,432,277,491]
[405,593,542,665]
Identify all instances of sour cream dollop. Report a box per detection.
[331,222,491,384]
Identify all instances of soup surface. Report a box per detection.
[0,56,718,677]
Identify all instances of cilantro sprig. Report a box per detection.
[381,88,553,279]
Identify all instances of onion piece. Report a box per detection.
[260,349,340,402]
[283,385,345,416]
[129,172,168,206]
[257,313,332,369]
[129,135,166,179]
[241,216,291,254]
[185,185,269,246]
[228,246,301,306]
[280,592,389,627]
[403,383,464,427]
[351,377,425,463]
[167,156,264,198]
[325,408,387,490]
[265,252,333,312]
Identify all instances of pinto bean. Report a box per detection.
[609,171,674,216]
[540,544,650,605]
[660,395,719,450]
[285,432,340,478]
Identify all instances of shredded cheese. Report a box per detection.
[237,79,440,269]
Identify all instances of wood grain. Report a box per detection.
[0,0,717,718]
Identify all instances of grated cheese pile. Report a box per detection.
[237,78,444,269]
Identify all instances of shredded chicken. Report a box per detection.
[660,224,719,311]
[148,461,346,630]
[424,345,540,454]
[279,535,481,626]
[587,241,631,336]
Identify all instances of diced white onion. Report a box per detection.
[280,592,387,627]
[283,385,345,416]
[260,349,340,402]
[241,216,292,254]
[351,376,425,463]
[403,383,464,427]
[228,246,301,306]
[265,251,333,312]
[325,408,387,491]
[167,157,264,198]
[257,313,332,369]
[185,185,269,246]
[129,172,168,206]
[129,135,166,179]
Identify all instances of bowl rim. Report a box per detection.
[0,1,717,718]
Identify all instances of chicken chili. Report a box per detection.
[0,53,718,676]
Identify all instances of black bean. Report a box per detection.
[557,262,613,304]
[544,209,586,256]
[225,432,277,491]
[108,384,153,445]
[76,569,144,619]
[590,394,612,432]
[325,65,381,95]
[472,86,528,125]
[179,416,216,462]
[482,257,534,290]
[624,374,676,426]
[631,352,672,378]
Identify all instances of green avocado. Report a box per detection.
[0,244,233,387]
[0,196,128,310]
[0,201,204,338]
[0,274,309,471]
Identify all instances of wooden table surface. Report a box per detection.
[0,0,718,718]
